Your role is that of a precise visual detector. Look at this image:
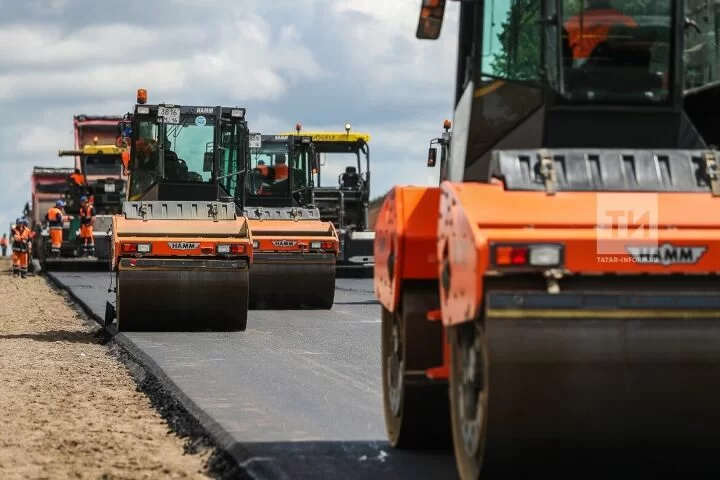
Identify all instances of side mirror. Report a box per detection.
[427,147,437,167]
[203,152,214,172]
[416,0,446,40]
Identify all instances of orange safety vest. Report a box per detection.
[80,204,95,225]
[274,164,288,180]
[69,173,85,185]
[47,206,64,227]
[13,227,30,247]
[564,9,637,60]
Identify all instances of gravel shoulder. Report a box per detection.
[0,258,214,480]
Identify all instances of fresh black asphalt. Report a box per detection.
[48,271,457,479]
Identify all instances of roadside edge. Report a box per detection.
[41,266,277,480]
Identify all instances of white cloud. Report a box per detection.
[0,0,459,226]
[0,15,323,102]
[328,0,459,105]
[14,125,71,154]
[0,24,161,67]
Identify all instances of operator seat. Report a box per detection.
[341,166,359,189]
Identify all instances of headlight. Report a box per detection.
[217,243,246,254]
[492,243,563,267]
[137,106,150,114]
[529,246,561,266]
[253,240,259,249]
[121,243,151,254]
[310,241,321,249]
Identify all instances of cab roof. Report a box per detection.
[278,131,371,143]
[134,104,246,118]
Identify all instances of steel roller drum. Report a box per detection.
[116,257,249,331]
[249,253,336,309]
[471,276,720,477]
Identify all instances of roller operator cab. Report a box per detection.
[279,124,374,276]
[242,133,339,309]
[376,1,720,478]
[109,89,253,332]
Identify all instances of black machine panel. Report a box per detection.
[494,148,718,192]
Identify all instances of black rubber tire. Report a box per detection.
[381,285,451,449]
[448,321,489,479]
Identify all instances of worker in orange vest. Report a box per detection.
[0,233,7,257]
[78,196,96,256]
[274,155,289,181]
[11,219,31,278]
[69,168,85,187]
[564,0,637,65]
[256,159,269,176]
[46,200,71,257]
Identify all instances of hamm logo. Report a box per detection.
[168,242,200,250]
[625,243,707,266]
[272,240,297,247]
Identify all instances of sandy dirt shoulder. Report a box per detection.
[0,258,214,480]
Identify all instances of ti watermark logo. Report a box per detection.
[596,194,658,256]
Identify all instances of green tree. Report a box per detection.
[488,0,671,80]
[489,0,542,80]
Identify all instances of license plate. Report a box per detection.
[104,183,115,192]
[249,133,262,148]
[158,106,181,124]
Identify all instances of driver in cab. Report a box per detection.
[135,134,184,180]
[274,154,289,181]
[564,0,637,66]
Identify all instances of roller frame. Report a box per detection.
[375,179,720,477]
[375,186,452,449]
[244,208,339,310]
[437,182,720,477]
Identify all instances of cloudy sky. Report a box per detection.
[0,0,459,229]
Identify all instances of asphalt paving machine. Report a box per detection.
[280,124,374,276]
[36,144,127,270]
[29,166,73,262]
[107,89,253,332]
[244,133,338,309]
[375,0,720,477]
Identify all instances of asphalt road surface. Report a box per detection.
[49,271,457,479]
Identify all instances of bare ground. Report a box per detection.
[0,258,214,480]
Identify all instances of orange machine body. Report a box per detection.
[374,185,442,312]
[111,214,253,270]
[248,218,339,255]
[376,180,720,383]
